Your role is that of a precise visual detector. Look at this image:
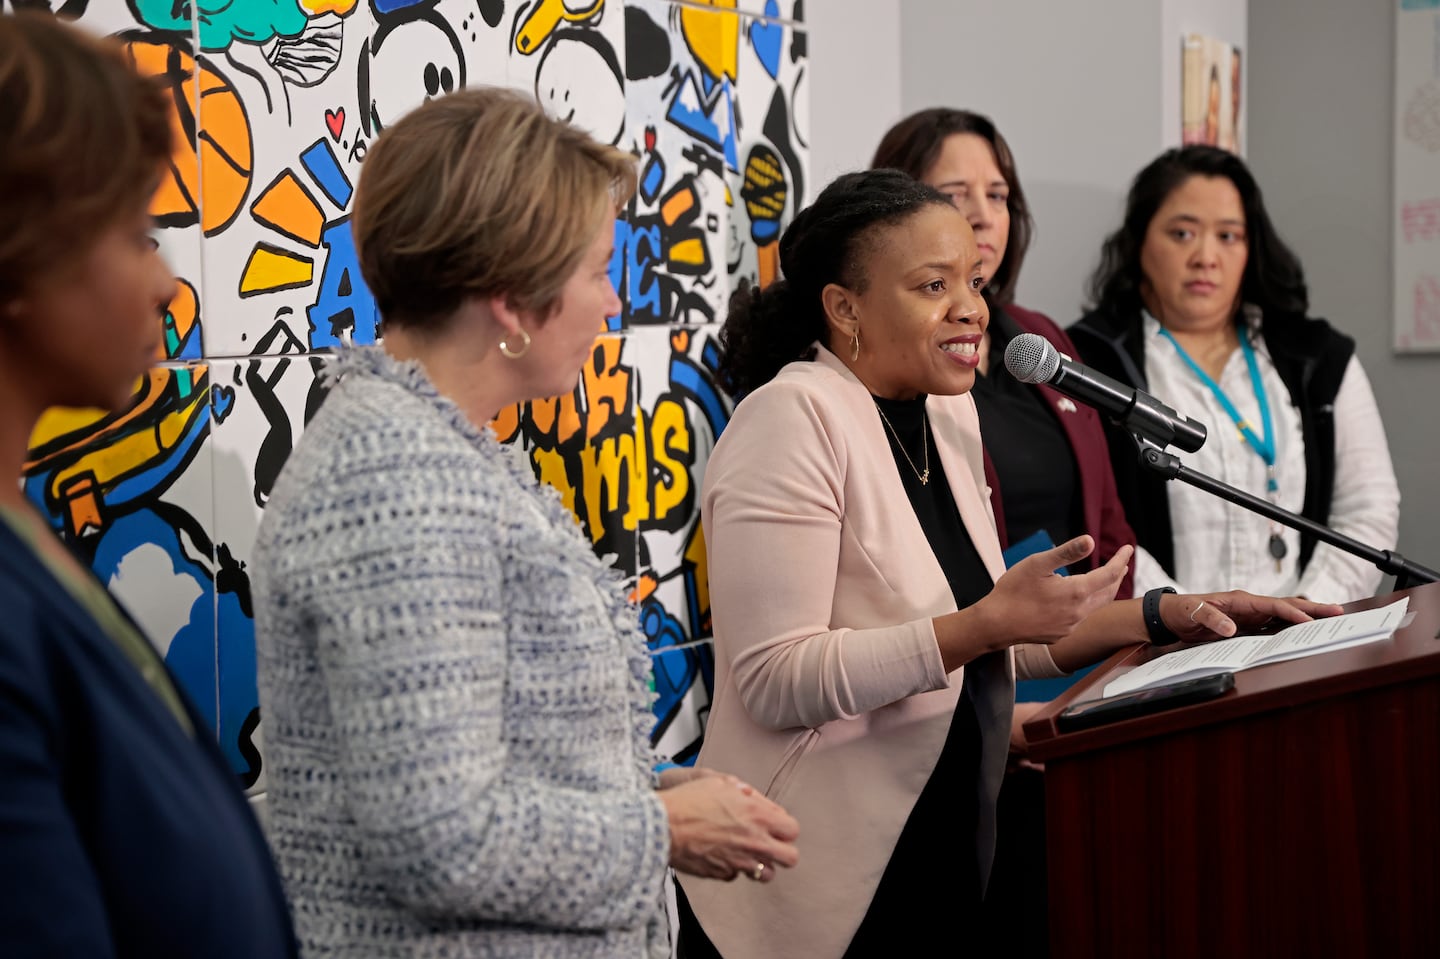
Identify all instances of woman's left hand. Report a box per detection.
[1159,591,1344,645]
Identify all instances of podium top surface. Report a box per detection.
[1023,581,1440,761]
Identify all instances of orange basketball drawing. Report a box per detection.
[122,37,253,236]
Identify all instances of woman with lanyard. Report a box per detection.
[1071,145,1399,603]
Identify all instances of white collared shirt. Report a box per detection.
[1132,311,1400,604]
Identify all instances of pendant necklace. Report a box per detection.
[874,402,930,486]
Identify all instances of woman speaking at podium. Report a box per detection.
[674,169,1339,958]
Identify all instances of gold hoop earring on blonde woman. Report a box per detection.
[499,330,531,359]
[850,332,860,363]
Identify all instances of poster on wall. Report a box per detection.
[1181,32,1242,154]
[1394,0,1440,352]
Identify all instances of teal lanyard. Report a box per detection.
[1159,327,1278,494]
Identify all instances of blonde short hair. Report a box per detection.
[353,86,637,331]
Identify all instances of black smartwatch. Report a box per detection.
[1142,586,1179,646]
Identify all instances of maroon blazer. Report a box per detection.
[981,304,1137,599]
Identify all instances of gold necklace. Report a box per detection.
[874,403,930,485]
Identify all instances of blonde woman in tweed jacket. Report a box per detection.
[252,89,798,959]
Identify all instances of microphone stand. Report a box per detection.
[1131,436,1439,590]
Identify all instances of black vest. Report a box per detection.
[1068,307,1353,577]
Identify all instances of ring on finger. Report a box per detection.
[1189,600,1207,624]
[752,862,766,881]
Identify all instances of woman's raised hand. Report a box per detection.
[935,536,1133,672]
[982,536,1134,647]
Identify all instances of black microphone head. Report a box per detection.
[1004,332,1060,384]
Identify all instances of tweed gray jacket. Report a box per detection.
[253,347,670,958]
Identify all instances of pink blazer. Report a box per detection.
[680,346,1061,958]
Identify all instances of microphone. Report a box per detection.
[1003,332,1207,453]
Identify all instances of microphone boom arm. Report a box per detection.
[1129,434,1438,591]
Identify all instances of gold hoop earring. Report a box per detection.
[498,330,531,360]
[850,332,860,363]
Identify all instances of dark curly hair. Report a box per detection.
[718,169,952,397]
[1087,145,1308,321]
[871,107,1033,307]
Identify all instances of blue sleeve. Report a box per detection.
[0,587,116,957]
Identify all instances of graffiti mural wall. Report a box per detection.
[12,0,808,792]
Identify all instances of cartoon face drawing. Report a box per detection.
[357,8,466,137]
[533,28,625,146]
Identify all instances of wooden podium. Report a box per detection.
[1023,581,1440,958]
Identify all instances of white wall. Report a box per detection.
[805,0,902,200]
[1248,0,1440,580]
[899,0,1165,322]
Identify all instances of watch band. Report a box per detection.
[1143,586,1179,646]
